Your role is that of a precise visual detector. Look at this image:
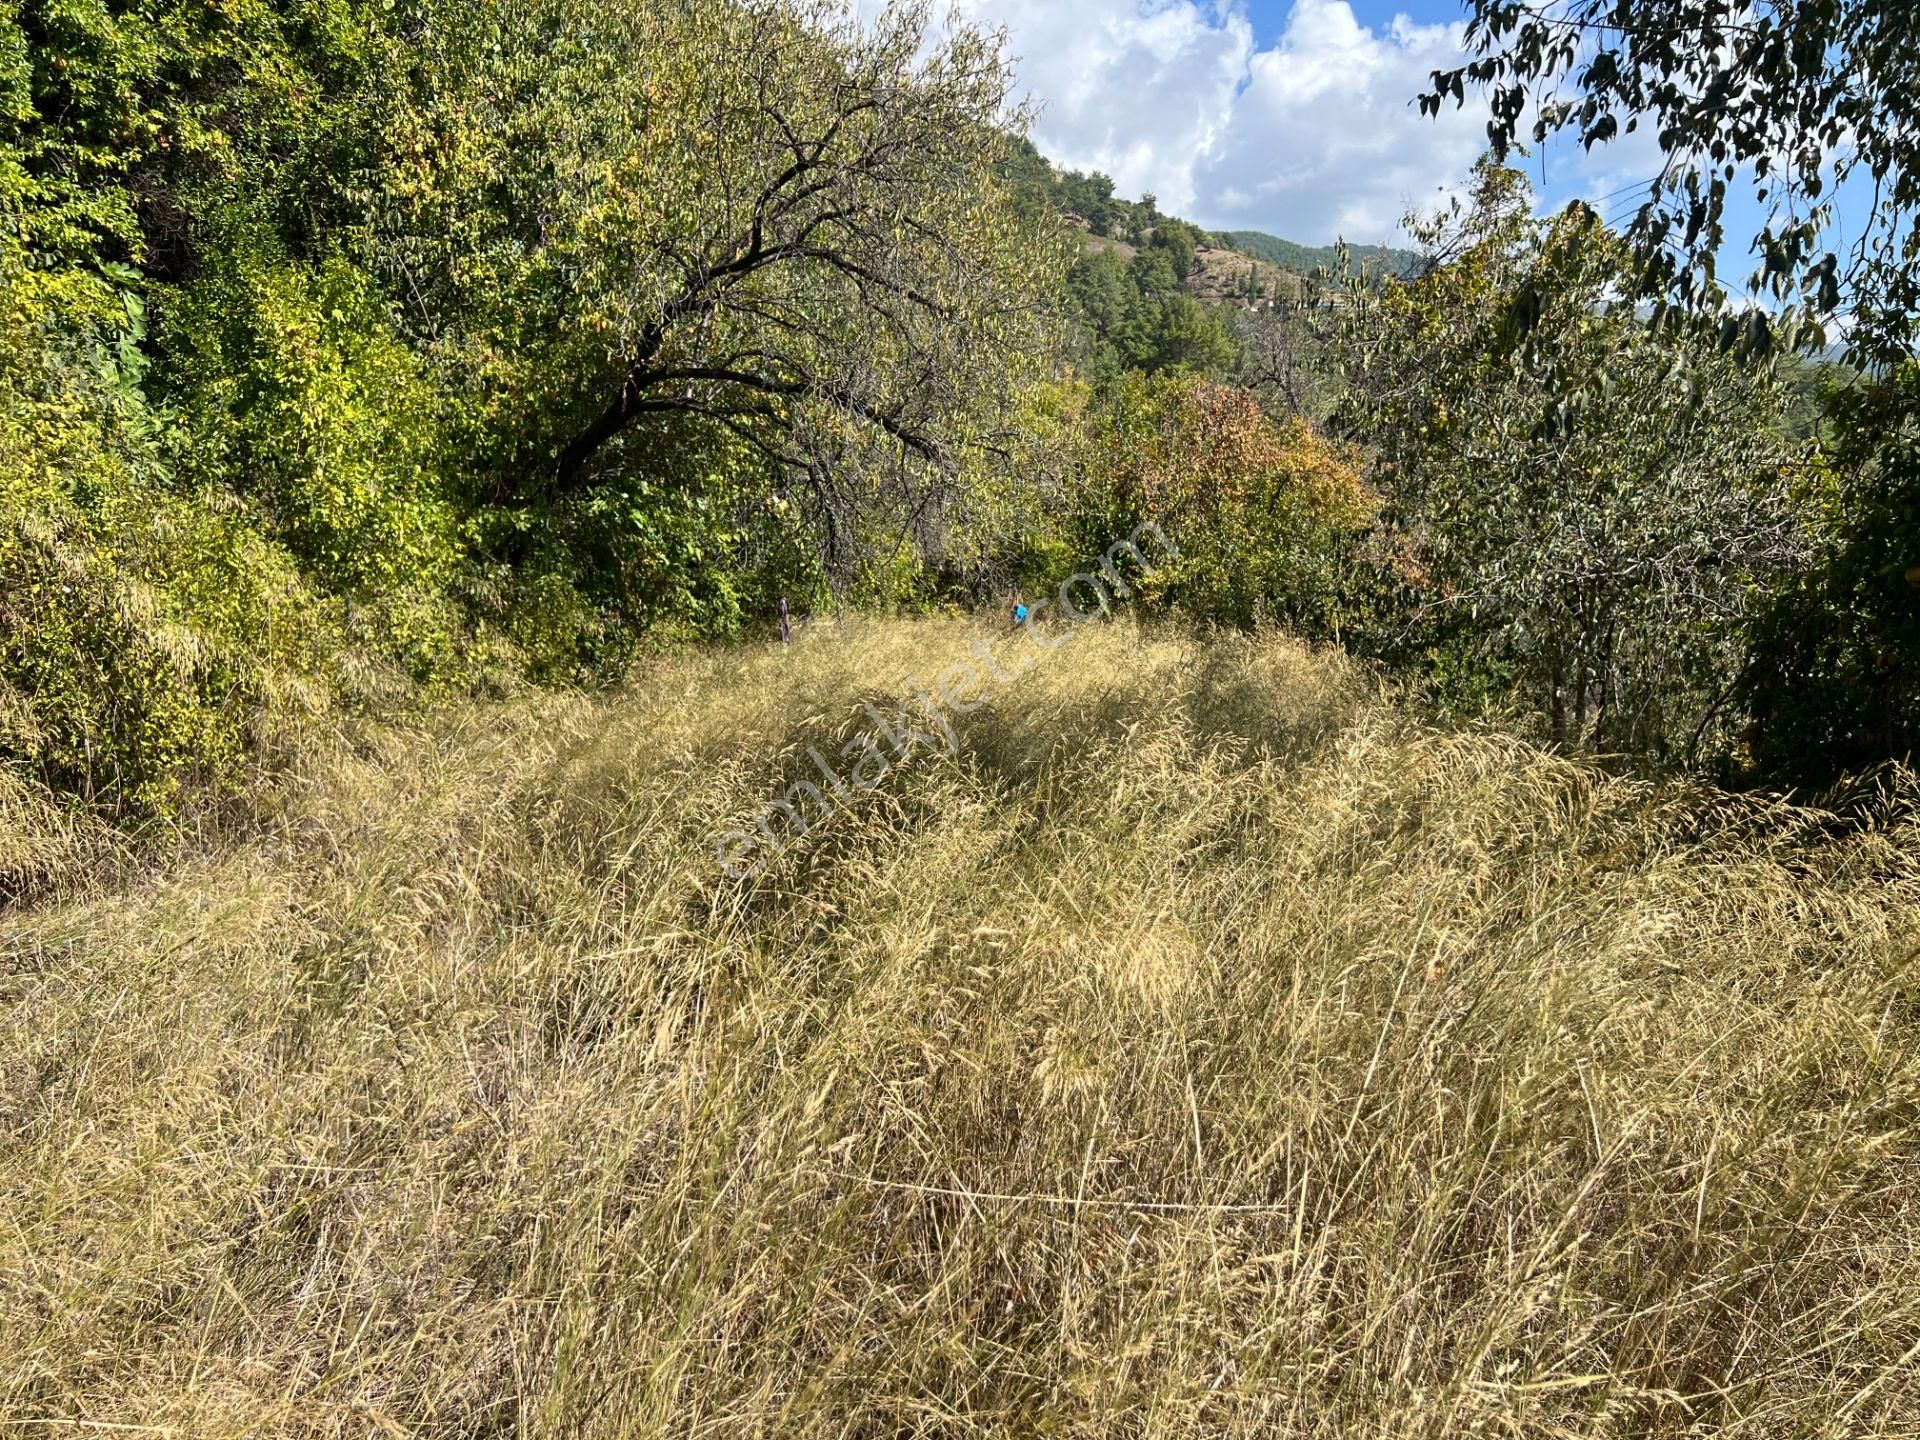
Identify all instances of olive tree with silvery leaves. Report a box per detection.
[1334,162,1808,762]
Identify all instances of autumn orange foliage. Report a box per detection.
[1082,375,1379,629]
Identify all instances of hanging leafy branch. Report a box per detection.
[1426,0,1920,364]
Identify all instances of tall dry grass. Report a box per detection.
[1,615,1916,1437]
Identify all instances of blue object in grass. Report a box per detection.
[1011,603,1030,626]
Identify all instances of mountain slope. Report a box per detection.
[2,616,1917,1433]
[1008,138,1419,286]
[1217,228,1423,278]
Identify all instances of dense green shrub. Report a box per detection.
[159,239,465,675]
[1746,367,1920,785]
[1046,374,1378,632]
[496,415,819,676]
[0,252,332,812]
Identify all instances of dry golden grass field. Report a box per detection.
[2,617,1917,1436]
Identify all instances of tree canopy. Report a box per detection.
[365,0,1068,521]
[1333,162,1806,759]
[1428,0,1920,363]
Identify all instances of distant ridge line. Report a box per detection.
[1215,229,1422,279]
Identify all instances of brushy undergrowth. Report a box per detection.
[1,617,1917,1436]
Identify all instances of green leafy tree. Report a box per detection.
[1065,251,1135,346]
[1428,0,1918,363]
[0,2,388,810]
[1148,219,1202,281]
[161,238,462,674]
[1055,167,1120,236]
[1121,293,1236,378]
[1128,248,1181,298]
[1429,2,1920,778]
[1334,163,1806,760]
[1072,374,1379,632]
[0,239,332,812]
[1746,369,1920,784]
[365,0,1068,537]
[0,0,375,283]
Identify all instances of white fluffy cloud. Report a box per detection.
[922,0,1490,245]
[1197,2,1486,242]
[935,0,1255,218]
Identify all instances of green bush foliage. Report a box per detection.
[1746,366,1920,785]
[1331,162,1808,763]
[1055,373,1378,632]
[0,250,331,812]
[160,241,464,674]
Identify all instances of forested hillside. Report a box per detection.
[1001,139,1418,283]
[1216,228,1421,279]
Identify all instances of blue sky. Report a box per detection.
[1253,0,1456,44]
[936,0,1863,297]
